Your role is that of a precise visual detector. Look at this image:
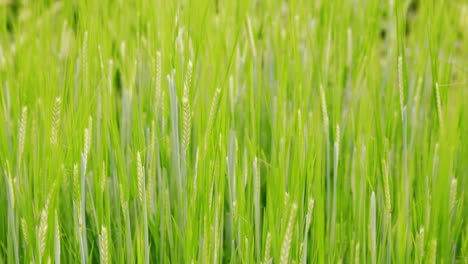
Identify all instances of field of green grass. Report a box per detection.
[1,0,467,263]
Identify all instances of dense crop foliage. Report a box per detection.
[1,0,467,263]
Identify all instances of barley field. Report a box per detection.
[0,0,467,263]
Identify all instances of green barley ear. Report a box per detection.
[155,51,162,113]
[381,159,392,227]
[50,97,62,146]
[427,239,437,264]
[38,198,51,261]
[148,167,156,216]
[354,243,360,264]
[205,88,222,149]
[83,128,91,173]
[119,183,127,212]
[21,218,29,247]
[435,83,443,129]
[54,211,60,264]
[398,56,405,117]
[182,60,193,152]
[99,226,109,264]
[347,28,353,67]
[319,84,329,132]
[72,164,80,205]
[417,227,424,263]
[449,177,458,215]
[280,203,298,264]
[136,152,149,264]
[302,198,314,264]
[264,232,271,264]
[137,152,145,203]
[330,124,340,248]
[305,198,315,232]
[18,106,28,163]
[298,243,304,264]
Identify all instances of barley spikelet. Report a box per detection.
[182,60,193,152]
[54,211,60,264]
[355,243,360,264]
[148,169,156,215]
[155,51,162,113]
[38,198,51,260]
[264,232,271,264]
[449,177,457,214]
[305,198,315,232]
[100,162,107,193]
[205,88,221,149]
[335,124,340,157]
[381,159,392,227]
[284,192,290,208]
[19,106,28,159]
[347,28,353,67]
[99,226,109,264]
[298,243,304,264]
[398,56,405,116]
[428,239,437,264]
[435,83,443,129]
[319,84,329,132]
[417,227,424,263]
[72,164,80,205]
[137,152,145,203]
[21,218,29,246]
[120,42,126,60]
[280,203,298,264]
[119,183,127,212]
[50,97,62,146]
[83,128,90,172]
